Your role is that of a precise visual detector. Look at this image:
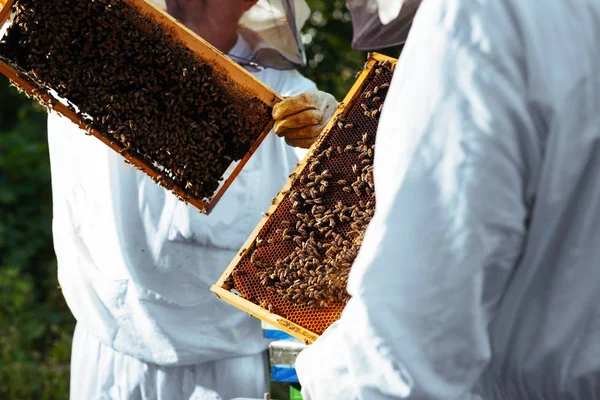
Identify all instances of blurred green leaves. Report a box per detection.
[0,75,73,400]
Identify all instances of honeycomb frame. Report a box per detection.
[0,0,282,214]
[212,53,397,344]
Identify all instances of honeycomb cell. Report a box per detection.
[222,59,396,336]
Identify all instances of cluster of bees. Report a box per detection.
[0,0,271,201]
[227,63,394,311]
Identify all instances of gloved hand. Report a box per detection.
[272,91,338,148]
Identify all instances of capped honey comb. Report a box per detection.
[0,0,280,213]
[212,53,397,344]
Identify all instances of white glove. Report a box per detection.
[272,91,338,148]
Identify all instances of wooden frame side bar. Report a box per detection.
[205,119,274,213]
[0,0,15,25]
[211,285,319,344]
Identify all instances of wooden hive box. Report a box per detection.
[212,53,397,344]
[0,0,281,213]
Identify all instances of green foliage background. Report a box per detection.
[0,1,401,398]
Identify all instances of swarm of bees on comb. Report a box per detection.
[223,60,395,330]
[0,0,272,203]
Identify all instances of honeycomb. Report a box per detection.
[220,57,396,336]
[0,0,274,211]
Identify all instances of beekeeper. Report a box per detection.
[294,0,600,399]
[47,0,336,399]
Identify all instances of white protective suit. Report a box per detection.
[48,33,315,399]
[297,0,600,399]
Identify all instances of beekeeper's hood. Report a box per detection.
[149,0,309,70]
[347,0,421,50]
[238,0,310,70]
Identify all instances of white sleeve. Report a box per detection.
[276,69,318,98]
[297,1,541,398]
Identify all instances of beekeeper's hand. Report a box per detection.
[272,91,338,148]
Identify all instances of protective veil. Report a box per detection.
[238,0,310,70]
[48,4,316,399]
[297,0,600,399]
[347,0,419,50]
[161,0,309,70]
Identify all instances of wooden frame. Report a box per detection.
[211,53,397,344]
[0,0,13,23]
[0,0,282,214]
